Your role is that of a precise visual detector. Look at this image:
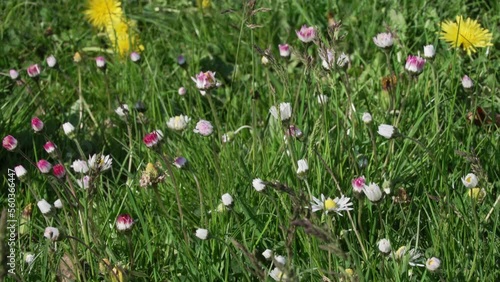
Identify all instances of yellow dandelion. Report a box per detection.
[106,18,143,56]
[440,16,493,56]
[84,0,123,30]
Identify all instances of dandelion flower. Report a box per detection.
[84,0,123,30]
[106,18,143,56]
[310,194,353,215]
[439,16,493,56]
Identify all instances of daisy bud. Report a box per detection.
[261,56,269,65]
[46,55,57,68]
[461,173,478,188]
[31,117,44,132]
[462,75,473,89]
[178,87,186,96]
[62,122,75,137]
[24,253,35,264]
[221,132,235,143]
[269,102,292,121]
[95,56,106,69]
[37,199,52,215]
[143,130,163,147]
[362,112,372,124]
[14,165,28,180]
[130,52,141,62]
[286,125,303,139]
[195,228,209,240]
[278,44,290,57]
[77,175,90,189]
[53,164,66,179]
[321,49,335,70]
[43,227,60,241]
[269,267,286,282]
[71,160,89,174]
[426,257,441,272]
[423,45,435,59]
[115,104,129,118]
[377,238,391,254]
[167,115,191,131]
[351,176,365,193]
[191,71,216,91]
[252,178,266,192]
[296,159,309,176]
[43,141,56,154]
[54,199,63,209]
[296,25,316,43]
[221,193,233,206]
[37,159,52,174]
[2,135,18,151]
[27,64,41,78]
[9,69,19,80]
[373,32,394,48]
[274,255,286,266]
[317,95,329,105]
[116,214,134,232]
[377,124,397,139]
[193,120,214,136]
[262,249,273,259]
[177,55,186,65]
[173,157,187,169]
[363,182,383,202]
[73,52,82,63]
[405,55,425,75]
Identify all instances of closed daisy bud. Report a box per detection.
[377,124,397,139]
[378,238,391,254]
[317,95,329,105]
[274,255,286,266]
[269,267,286,282]
[269,102,292,121]
[252,178,266,191]
[296,25,316,43]
[193,120,213,136]
[423,45,435,59]
[27,64,41,78]
[71,160,89,173]
[320,49,335,70]
[62,122,75,137]
[115,104,129,117]
[426,257,441,271]
[24,253,35,264]
[462,75,473,89]
[130,52,141,62]
[116,214,134,231]
[31,117,44,132]
[37,159,52,173]
[43,227,60,241]
[2,135,18,151]
[351,176,365,193]
[73,52,82,63]
[143,130,163,147]
[46,55,57,68]
[43,141,56,154]
[296,159,308,175]
[261,56,269,65]
[15,165,28,180]
[363,182,383,202]
[9,69,19,80]
[278,44,290,57]
[461,173,478,188]
[221,193,233,206]
[262,249,273,259]
[173,157,187,168]
[405,55,425,75]
[77,175,90,189]
[373,32,394,48]
[178,87,186,96]
[195,228,209,240]
[37,199,52,215]
[177,55,186,65]
[362,112,372,124]
[95,56,106,69]
[52,164,66,179]
[54,199,63,209]
[337,53,349,68]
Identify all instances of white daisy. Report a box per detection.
[88,154,112,172]
[310,194,353,216]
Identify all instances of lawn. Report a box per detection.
[0,0,499,281]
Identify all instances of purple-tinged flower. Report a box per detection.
[352,176,366,193]
[405,55,425,75]
[143,130,163,147]
[31,117,44,132]
[373,32,394,48]
[52,164,66,179]
[77,175,90,189]
[320,49,335,70]
[178,87,186,96]
[462,75,473,89]
[43,141,56,154]
[278,44,290,57]
[130,52,141,62]
[423,45,435,59]
[193,120,214,136]
[116,214,134,231]
[37,159,52,174]
[9,69,19,80]
[173,157,187,168]
[14,165,28,179]
[46,55,57,68]
[177,55,186,65]
[2,135,18,151]
[296,25,316,43]
[27,64,41,77]
[426,257,441,272]
[191,71,216,91]
[95,56,106,69]
[71,160,89,174]
[286,125,303,138]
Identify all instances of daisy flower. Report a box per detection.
[310,194,353,216]
[439,16,493,56]
[88,154,113,172]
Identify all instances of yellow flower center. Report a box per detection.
[324,198,337,210]
[345,268,354,276]
[466,176,472,183]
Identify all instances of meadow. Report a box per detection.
[0,0,499,281]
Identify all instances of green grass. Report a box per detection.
[1,0,499,281]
